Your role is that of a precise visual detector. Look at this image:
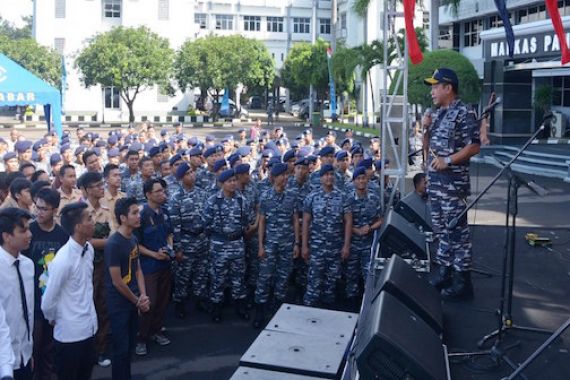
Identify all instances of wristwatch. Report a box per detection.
[444,156,452,166]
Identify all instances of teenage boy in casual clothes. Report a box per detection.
[135,178,173,355]
[22,189,69,380]
[105,197,149,380]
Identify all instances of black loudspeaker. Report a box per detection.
[394,191,432,232]
[372,254,442,334]
[377,210,427,260]
[354,291,447,380]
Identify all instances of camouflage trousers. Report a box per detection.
[428,178,472,271]
[303,243,342,307]
[172,249,209,303]
[344,239,373,298]
[254,241,294,304]
[209,240,247,303]
[245,236,260,289]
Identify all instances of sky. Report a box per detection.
[0,0,33,27]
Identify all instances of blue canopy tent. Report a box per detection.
[0,53,62,137]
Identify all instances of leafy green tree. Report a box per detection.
[0,16,32,40]
[75,26,174,122]
[175,34,274,117]
[282,39,329,106]
[406,49,481,107]
[0,35,61,87]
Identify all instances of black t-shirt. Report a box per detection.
[22,221,69,319]
[104,231,140,311]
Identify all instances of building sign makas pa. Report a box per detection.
[484,31,570,60]
[0,92,36,102]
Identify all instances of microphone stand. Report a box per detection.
[447,125,553,376]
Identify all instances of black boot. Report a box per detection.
[174,302,186,319]
[252,303,266,329]
[429,265,453,291]
[441,270,474,302]
[195,297,211,314]
[236,299,251,321]
[211,303,222,323]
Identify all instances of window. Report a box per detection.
[319,18,331,34]
[243,16,261,31]
[267,16,284,32]
[215,15,233,30]
[281,52,284,62]
[464,19,482,47]
[423,11,429,31]
[158,0,169,20]
[54,38,65,54]
[103,0,121,18]
[104,87,120,109]
[55,0,66,18]
[293,17,310,34]
[195,13,208,29]
[340,12,347,30]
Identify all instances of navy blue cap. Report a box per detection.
[306,155,318,164]
[213,159,227,173]
[302,128,312,135]
[15,140,33,153]
[3,152,16,161]
[187,137,198,146]
[295,157,309,166]
[180,149,189,157]
[74,146,86,156]
[108,135,118,145]
[131,142,143,152]
[205,135,215,142]
[95,140,107,148]
[357,157,373,169]
[175,162,191,179]
[267,156,282,167]
[218,169,235,183]
[319,164,335,177]
[107,148,120,158]
[270,163,288,177]
[319,146,335,156]
[238,128,246,133]
[234,163,250,175]
[424,67,458,86]
[336,151,348,160]
[33,139,48,151]
[351,146,364,155]
[188,147,202,157]
[160,128,168,136]
[237,146,251,157]
[326,130,336,137]
[261,149,273,158]
[283,149,296,162]
[341,138,351,147]
[374,159,390,171]
[169,153,182,166]
[352,166,367,180]
[50,153,62,166]
[228,154,240,167]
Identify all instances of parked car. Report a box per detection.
[248,96,263,109]
[218,103,249,119]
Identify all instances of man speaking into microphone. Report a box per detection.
[422,68,481,301]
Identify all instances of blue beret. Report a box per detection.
[175,162,191,179]
[218,169,235,183]
[59,144,71,154]
[358,157,373,169]
[74,146,86,156]
[283,149,296,162]
[295,157,309,166]
[228,154,240,167]
[326,130,336,137]
[319,164,335,177]
[213,159,227,173]
[351,146,364,155]
[306,155,318,164]
[335,151,348,160]
[302,128,312,135]
[205,135,215,142]
[319,146,335,156]
[237,146,251,157]
[108,135,118,145]
[33,139,48,151]
[131,142,143,152]
[290,141,299,149]
[107,148,120,158]
[3,152,16,161]
[374,159,390,171]
[169,154,182,166]
[234,163,250,175]
[238,128,246,133]
[352,166,367,180]
[175,134,185,142]
[119,144,130,152]
[267,156,282,168]
[203,147,216,158]
[50,153,62,166]
[188,147,202,157]
[341,138,351,147]
[180,149,189,157]
[95,140,107,148]
[159,143,169,153]
[187,137,198,146]
[92,147,101,156]
[275,138,286,146]
[270,163,288,177]
[160,129,168,136]
[15,140,33,153]
[261,149,273,158]
[144,142,156,153]
[61,136,70,145]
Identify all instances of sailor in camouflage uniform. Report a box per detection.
[202,169,255,322]
[346,167,383,308]
[302,164,352,307]
[169,163,210,319]
[253,163,299,328]
[196,145,223,190]
[422,68,480,301]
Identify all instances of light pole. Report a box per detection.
[309,0,317,119]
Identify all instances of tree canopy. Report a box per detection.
[75,26,174,122]
[282,39,330,101]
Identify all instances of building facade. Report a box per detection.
[439,0,570,142]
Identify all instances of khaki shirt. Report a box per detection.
[100,189,125,230]
[0,196,19,209]
[56,188,83,222]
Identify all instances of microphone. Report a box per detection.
[479,96,502,120]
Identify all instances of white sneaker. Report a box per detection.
[151,333,171,346]
[97,356,111,367]
[135,342,147,356]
